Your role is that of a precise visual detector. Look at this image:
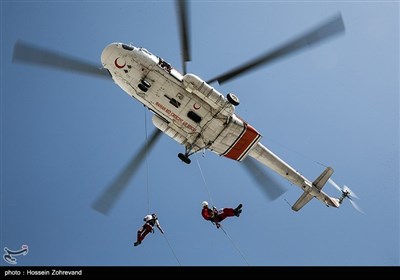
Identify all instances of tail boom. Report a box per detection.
[248,142,338,211]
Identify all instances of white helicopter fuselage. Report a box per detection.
[101,42,260,160]
[101,42,339,211]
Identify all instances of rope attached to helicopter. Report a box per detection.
[144,108,151,214]
[219,225,250,266]
[195,154,214,206]
[195,154,250,266]
[162,233,182,266]
[142,108,182,265]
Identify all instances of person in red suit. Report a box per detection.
[134,213,164,246]
[201,201,242,228]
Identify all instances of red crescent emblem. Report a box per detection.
[193,103,201,110]
[114,57,126,69]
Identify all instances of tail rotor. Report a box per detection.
[328,178,364,214]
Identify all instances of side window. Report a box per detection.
[187,111,201,123]
[158,58,172,72]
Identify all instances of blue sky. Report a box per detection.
[1,0,398,266]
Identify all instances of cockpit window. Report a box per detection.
[122,44,134,51]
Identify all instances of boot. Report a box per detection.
[234,209,242,217]
[134,241,141,247]
[234,204,242,217]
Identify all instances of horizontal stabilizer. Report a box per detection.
[292,192,313,211]
[313,167,334,190]
[291,167,334,211]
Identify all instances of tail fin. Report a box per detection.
[291,167,334,211]
[313,167,334,190]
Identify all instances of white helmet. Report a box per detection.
[144,214,153,222]
[201,201,208,207]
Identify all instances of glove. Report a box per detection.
[216,223,221,229]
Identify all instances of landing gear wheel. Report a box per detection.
[141,80,151,88]
[227,93,240,106]
[178,153,191,164]
[138,83,148,92]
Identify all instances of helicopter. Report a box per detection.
[12,1,356,214]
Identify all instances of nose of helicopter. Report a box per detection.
[101,43,119,67]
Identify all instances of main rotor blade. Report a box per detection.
[91,129,162,215]
[242,156,287,200]
[176,0,191,74]
[13,41,109,79]
[207,13,345,85]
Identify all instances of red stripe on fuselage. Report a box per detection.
[223,123,261,161]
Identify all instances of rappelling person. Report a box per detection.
[134,213,164,246]
[201,201,242,228]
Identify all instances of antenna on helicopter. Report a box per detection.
[328,178,364,214]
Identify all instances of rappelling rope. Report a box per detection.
[143,107,150,214]
[162,233,182,266]
[220,225,250,266]
[194,154,249,266]
[142,108,181,265]
[195,154,214,206]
